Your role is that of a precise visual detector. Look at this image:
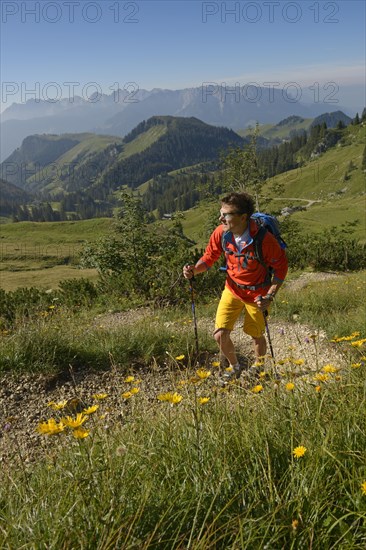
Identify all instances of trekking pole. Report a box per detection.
[257,295,276,363]
[186,265,199,357]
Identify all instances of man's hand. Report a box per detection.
[183,264,195,279]
[255,294,274,311]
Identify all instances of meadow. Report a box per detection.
[0,218,111,290]
[1,271,365,549]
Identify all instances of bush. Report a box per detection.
[58,278,98,309]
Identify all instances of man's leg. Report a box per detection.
[214,328,238,366]
[252,335,267,362]
[243,302,268,363]
[214,288,244,367]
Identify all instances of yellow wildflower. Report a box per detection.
[92,393,108,400]
[351,338,366,347]
[198,397,210,405]
[315,385,321,392]
[322,364,338,373]
[122,391,132,399]
[251,385,263,393]
[170,392,183,404]
[157,392,171,401]
[285,382,295,391]
[313,373,330,382]
[293,446,307,459]
[62,413,87,429]
[292,519,299,531]
[225,366,233,372]
[175,354,185,361]
[37,418,65,435]
[351,363,361,369]
[196,369,211,379]
[211,361,220,368]
[130,387,140,395]
[47,400,68,410]
[83,405,99,415]
[72,427,90,439]
[361,481,366,496]
[292,359,305,366]
[157,392,182,404]
[259,371,267,379]
[124,376,135,383]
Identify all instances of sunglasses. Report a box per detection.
[219,211,243,219]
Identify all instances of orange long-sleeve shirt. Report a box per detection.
[200,220,288,303]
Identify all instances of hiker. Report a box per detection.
[183,192,288,378]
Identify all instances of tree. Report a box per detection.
[362,145,366,171]
[80,191,194,303]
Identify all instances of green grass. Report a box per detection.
[0,272,365,547]
[277,271,366,337]
[0,218,112,248]
[0,266,99,291]
[0,306,215,374]
[0,218,112,288]
[1,331,365,548]
[119,125,168,159]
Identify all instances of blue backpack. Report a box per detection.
[221,212,287,288]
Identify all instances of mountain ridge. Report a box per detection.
[1,84,349,162]
[0,115,245,198]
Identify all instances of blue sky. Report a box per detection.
[1,0,365,113]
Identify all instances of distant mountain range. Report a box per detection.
[0,85,350,162]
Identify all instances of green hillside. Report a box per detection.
[0,116,243,202]
[119,124,168,159]
[179,124,365,244]
[239,112,353,144]
[238,116,313,142]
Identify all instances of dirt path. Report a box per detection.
[272,197,322,208]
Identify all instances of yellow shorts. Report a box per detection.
[215,287,268,338]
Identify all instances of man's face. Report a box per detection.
[219,203,247,233]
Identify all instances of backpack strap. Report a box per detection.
[253,226,273,285]
[221,226,273,286]
[253,226,267,268]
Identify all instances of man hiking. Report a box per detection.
[183,192,288,379]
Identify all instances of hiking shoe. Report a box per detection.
[221,364,244,381]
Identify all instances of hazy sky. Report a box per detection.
[1,0,365,113]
